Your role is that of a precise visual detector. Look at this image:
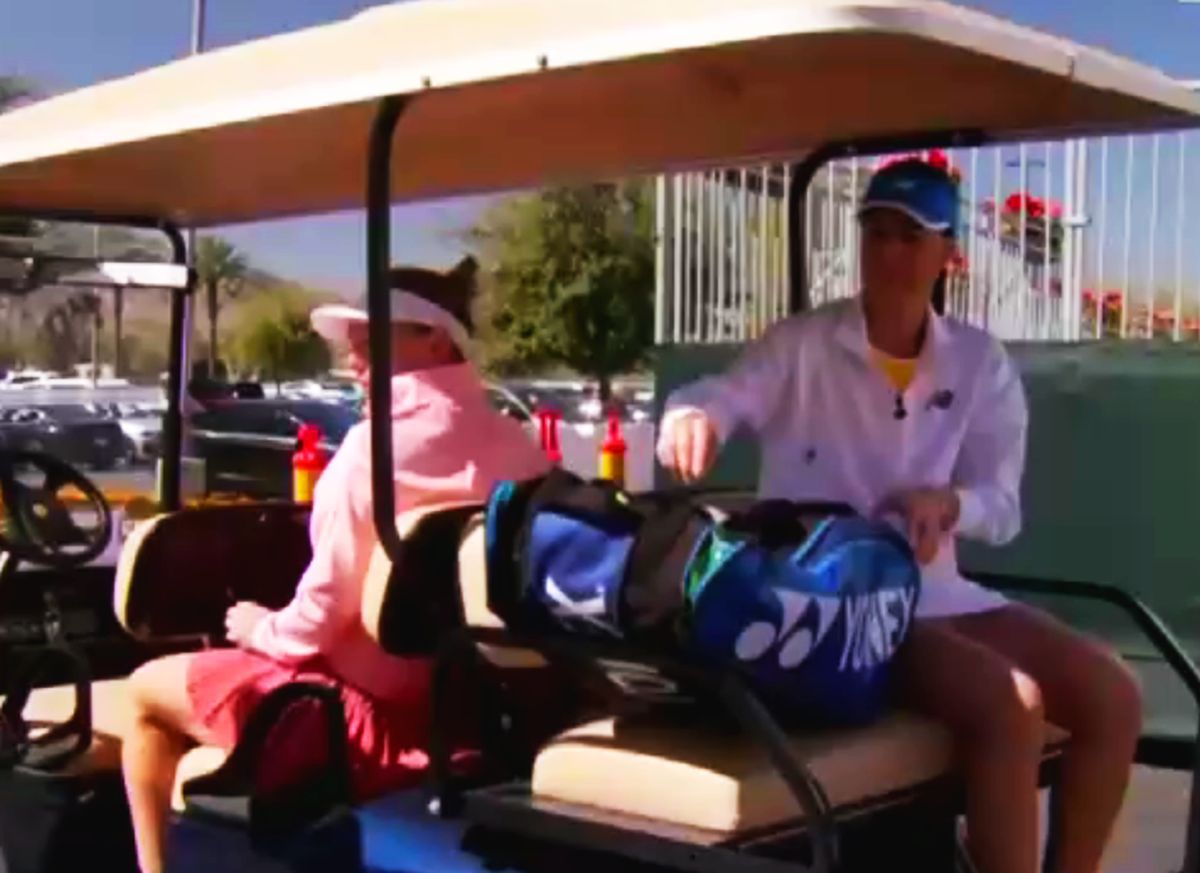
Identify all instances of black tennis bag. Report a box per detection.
[0,644,138,873]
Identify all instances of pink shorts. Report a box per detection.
[186,648,440,801]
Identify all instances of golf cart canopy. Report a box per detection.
[0,0,1196,227]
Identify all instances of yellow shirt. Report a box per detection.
[870,347,918,394]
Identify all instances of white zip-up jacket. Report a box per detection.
[657,297,1027,618]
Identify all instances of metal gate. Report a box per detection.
[655,131,1200,345]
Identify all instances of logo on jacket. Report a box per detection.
[926,389,955,411]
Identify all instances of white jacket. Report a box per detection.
[657,297,1027,618]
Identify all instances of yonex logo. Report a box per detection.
[734,587,916,673]
[734,590,840,669]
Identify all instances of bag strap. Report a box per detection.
[0,642,93,773]
[181,681,352,844]
[621,495,713,642]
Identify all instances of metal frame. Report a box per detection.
[365,96,412,563]
[785,130,986,315]
[970,570,1200,873]
[427,626,840,873]
[0,209,191,510]
[319,97,1200,873]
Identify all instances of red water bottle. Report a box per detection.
[292,423,327,503]
[536,407,563,465]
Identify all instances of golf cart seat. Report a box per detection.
[168,501,572,810]
[163,501,585,873]
[2,502,312,783]
[0,678,132,776]
[114,503,312,642]
[360,503,1070,866]
[393,503,1070,829]
[531,712,1067,836]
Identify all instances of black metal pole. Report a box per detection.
[157,221,189,511]
[366,96,410,562]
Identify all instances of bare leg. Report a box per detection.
[122,654,214,873]
[899,618,1047,873]
[952,604,1142,873]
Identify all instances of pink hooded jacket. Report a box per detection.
[246,363,549,700]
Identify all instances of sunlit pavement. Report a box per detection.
[1101,766,1190,873]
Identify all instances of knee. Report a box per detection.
[976,668,1046,752]
[1074,647,1143,744]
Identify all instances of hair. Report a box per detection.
[388,255,478,334]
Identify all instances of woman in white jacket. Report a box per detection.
[657,159,1140,873]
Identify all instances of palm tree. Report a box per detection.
[0,76,35,362]
[0,76,33,112]
[195,235,248,376]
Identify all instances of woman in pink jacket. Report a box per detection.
[121,258,550,873]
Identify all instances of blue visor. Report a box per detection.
[859,160,959,238]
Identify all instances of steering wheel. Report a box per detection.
[0,450,113,568]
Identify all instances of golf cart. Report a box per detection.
[0,1,1198,871]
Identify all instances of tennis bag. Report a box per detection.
[686,501,921,725]
[484,468,712,651]
[484,472,920,724]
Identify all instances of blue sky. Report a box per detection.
[2,0,1198,293]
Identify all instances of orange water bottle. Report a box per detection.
[292,424,327,504]
[598,411,626,487]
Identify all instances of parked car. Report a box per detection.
[486,382,534,423]
[188,399,360,498]
[0,403,127,470]
[90,402,164,464]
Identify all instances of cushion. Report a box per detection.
[361,504,547,669]
[114,504,311,640]
[2,679,132,776]
[170,745,228,812]
[532,713,1068,835]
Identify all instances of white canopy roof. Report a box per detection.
[0,0,1195,226]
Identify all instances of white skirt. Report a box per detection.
[915,546,1009,619]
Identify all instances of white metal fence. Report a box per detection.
[655,131,1200,345]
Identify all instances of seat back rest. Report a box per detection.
[362,503,482,656]
[115,503,312,640]
[362,503,551,669]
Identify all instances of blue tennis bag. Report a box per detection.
[484,471,921,725]
[685,505,921,725]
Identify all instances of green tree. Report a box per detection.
[30,291,103,374]
[195,235,248,377]
[469,181,655,402]
[0,76,33,111]
[227,286,332,390]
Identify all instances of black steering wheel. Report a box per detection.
[0,450,113,569]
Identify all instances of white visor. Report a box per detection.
[310,290,472,355]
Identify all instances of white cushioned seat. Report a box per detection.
[170,745,229,812]
[2,679,133,776]
[533,713,1068,835]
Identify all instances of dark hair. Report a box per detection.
[389,255,478,334]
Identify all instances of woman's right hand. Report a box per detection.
[660,409,719,484]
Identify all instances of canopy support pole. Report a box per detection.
[366,95,412,563]
[786,130,986,315]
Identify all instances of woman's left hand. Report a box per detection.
[876,488,960,565]
[225,601,271,647]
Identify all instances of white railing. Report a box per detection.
[656,131,1200,345]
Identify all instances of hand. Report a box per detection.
[876,488,960,565]
[662,410,719,485]
[225,601,270,647]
